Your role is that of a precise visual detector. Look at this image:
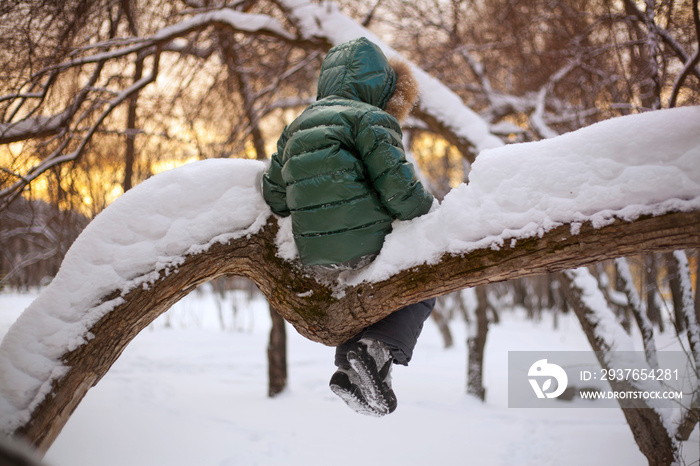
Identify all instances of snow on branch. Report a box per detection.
[563,267,634,352]
[151,9,295,42]
[28,8,297,77]
[0,159,271,436]
[671,251,700,373]
[0,113,68,145]
[343,106,700,285]
[614,258,659,369]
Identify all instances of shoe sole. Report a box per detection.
[346,349,397,415]
[329,381,382,417]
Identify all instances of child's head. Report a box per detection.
[316,37,419,122]
[316,37,397,109]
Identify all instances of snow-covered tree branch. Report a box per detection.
[1,2,700,464]
[1,106,699,455]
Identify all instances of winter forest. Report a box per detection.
[1,1,700,465]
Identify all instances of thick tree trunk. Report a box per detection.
[9,209,700,451]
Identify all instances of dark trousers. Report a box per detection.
[335,298,436,366]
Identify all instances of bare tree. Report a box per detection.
[5,0,696,216]
[0,1,325,213]
[466,285,491,400]
[369,0,700,143]
[559,262,699,466]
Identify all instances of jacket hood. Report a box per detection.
[317,37,396,109]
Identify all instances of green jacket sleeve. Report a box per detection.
[262,131,291,217]
[356,111,434,220]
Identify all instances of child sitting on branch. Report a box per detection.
[263,37,435,416]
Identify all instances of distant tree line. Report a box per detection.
[0,198,87,290]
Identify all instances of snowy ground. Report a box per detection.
[1,289,697,466]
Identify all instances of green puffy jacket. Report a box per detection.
[262,37,434,266]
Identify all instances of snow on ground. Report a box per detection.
[0,159,270,433]
[1,290,697,466]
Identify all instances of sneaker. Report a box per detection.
[346,338,397,415]
[329,366,382,417]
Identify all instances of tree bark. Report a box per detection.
[466,286,489,400]
[9,209,700,451]
[430,303,454,349]
[665,251,686,334]
[267,305,287,397]
[644,254,664,332]
[695,249,700,325]
[123,56,143,192]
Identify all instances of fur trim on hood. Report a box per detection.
[384,59,419,122]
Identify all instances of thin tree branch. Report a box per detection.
[669,0,700,107]
[0,51,161,211]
